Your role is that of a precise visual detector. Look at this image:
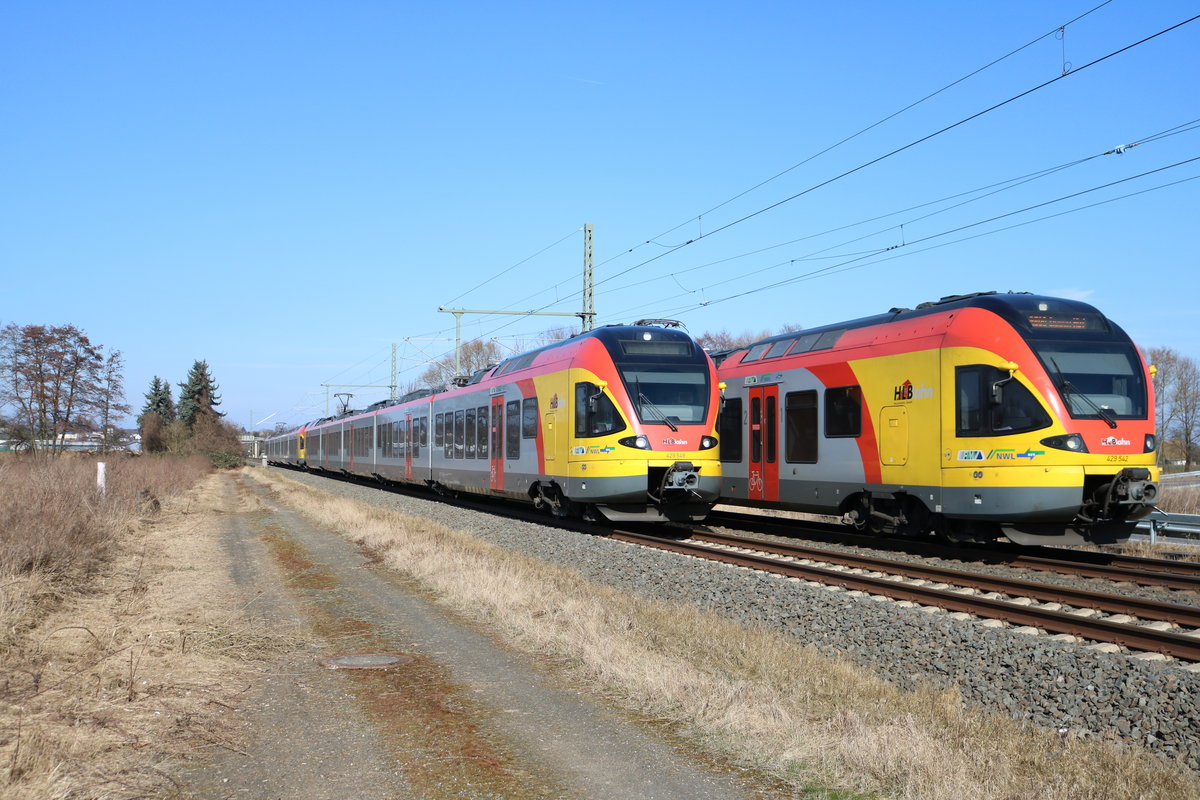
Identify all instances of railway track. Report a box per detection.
[706,509,1200,592]
[604,526,1200,662]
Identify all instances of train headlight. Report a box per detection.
[1040,433,1088,453]
[619,435,652,450]
[699,436,718,450]
[1144,434,1157,453]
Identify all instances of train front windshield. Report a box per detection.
[603,333,711,426]
[1030,340,1148,420]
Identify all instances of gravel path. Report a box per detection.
[273,467,1200,770]
[184,471,752,799]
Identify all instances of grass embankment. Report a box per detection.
[0,455,281,799]
[1159,485,1200,515]
[255,469,1200,800]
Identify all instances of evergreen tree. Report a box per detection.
[177,360,223,429]
[138,376,176,425]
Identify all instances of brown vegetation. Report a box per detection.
[0,454,264,798]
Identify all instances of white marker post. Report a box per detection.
[97,461,107,498]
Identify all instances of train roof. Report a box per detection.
[721,291,1123,366]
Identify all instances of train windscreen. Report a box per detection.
[1029,340,1148,420]
[599,330,711,426]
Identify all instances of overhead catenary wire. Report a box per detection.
[602,118,1200,298]
[302,11,1198,418]
[621,156,1200,320]
[591,12,1200,290]
[454,3,1129,322]
[620,0,1120,254]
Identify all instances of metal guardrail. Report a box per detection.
[1137,510,1200,542]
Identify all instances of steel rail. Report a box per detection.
[706,510,1200,591]
[685,529,1200,627]
[605,529,1200,662]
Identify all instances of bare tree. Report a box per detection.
[1147,347,1181,465]
[95,350,132,452]
[419,338,502,388]
[0,323,111,454]
[1174,356,1200,471]
[695,327,782,353]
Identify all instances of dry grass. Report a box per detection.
[0,456,292,799]
[1158,484,1200,515]
[253,469,1200,800]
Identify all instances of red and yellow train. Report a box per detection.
[714,292,1159,545]
[266,320,722,523]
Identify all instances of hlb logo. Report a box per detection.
[894,380,934,401]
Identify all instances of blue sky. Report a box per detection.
[2,1,1197,431]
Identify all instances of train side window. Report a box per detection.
[522,398,539,438]
[785,333,821,356]
[435,414,444,447]
[765,394,777,463]
[506,400,521,459]
[741,342,771,363]
[785,390,818,463]
[825,386,862,437]
[957,365,1051,436]
[763,338,795,359]
[575,382,627,437]
[411,419,420,459]
[465,408,477,458]
[718,398,742,462]
[454,410,466,459]
[477,406,489,458]
[419,416,428,447]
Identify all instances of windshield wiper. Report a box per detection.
[635,378,678,431]
[1050,358,1118,429]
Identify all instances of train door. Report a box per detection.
[347,423,354,471]
[404,413,414,480]
[490,395,505,490]
[748,385,779,502]
[879,406,909,466]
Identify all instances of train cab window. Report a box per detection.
[575,382,627,437]
[825,386,862,437]
[785,391,818,463]
[956,365,1052,437]
[506,400,521,459]
[465,409,477,458]
[477,406,489,458]
[522,398,539,438]
[719,398,743,463]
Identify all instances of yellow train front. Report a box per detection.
[716,292,1159,545]
[265,320,722,523]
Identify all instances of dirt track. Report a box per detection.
[178,469,751,799]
